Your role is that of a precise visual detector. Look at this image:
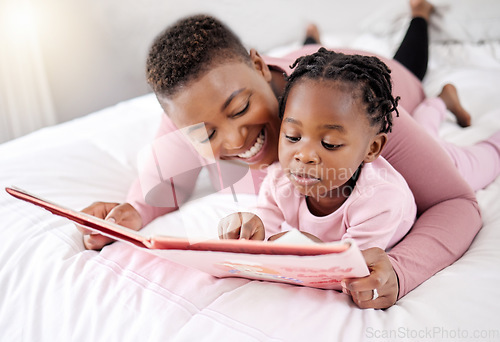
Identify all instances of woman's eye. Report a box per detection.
[285,135,300,143]
[322,141,342,150]
[232,101,250,118]
[199,130,216,144]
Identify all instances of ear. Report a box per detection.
[363,133,387,163]
[249,49,272,82]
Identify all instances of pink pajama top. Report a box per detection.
[257,159,417,251]
[126,45,481,299]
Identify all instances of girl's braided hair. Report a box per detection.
[147,14,251,97]
[279,48,400,133]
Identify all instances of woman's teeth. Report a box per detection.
[238,131,265,159]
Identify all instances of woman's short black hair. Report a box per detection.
[147,14,251,97]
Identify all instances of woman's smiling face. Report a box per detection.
[158,57,281,170]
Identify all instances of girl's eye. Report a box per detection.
[199,130,216,144]
[285,135,300,143]
[322,141,343,150]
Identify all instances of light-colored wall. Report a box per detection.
[2,0,494,142]
[33,0,412,124]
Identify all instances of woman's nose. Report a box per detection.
[222,127,246,150]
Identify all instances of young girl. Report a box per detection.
[218,49,418,252]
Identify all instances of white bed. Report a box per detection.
[1,2,500,342]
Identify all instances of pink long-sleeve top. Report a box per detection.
[257,158,417,251]
[126,46,481,299]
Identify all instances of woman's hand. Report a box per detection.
[217,212,265,240]
[76,202,143,250]
[341,247,399,309]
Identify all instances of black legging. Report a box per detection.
[304,17,429,81]
[393,17,428,81]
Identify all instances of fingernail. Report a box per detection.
[106,217,116,223]
[340,280,346,288]
[342,287,348,295]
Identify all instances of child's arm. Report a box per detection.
[217,165,291,241]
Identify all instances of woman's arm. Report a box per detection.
[343,106,480,308]
[126,114,204,227]
[383,106,481,297]
[80,114,203,250]
[344,106,481,307]
[389,197,480,298]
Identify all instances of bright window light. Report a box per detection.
[1,1,37,41]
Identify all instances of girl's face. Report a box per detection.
[279,79,386,200]
[159,52,281,170]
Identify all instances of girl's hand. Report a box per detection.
[76,202,143,250]
[217,212,265,240]
[341,247,399,309]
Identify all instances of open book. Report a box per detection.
[6,186,370,290]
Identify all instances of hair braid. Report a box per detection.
[280,48,400,133]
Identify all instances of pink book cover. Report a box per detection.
[6,186,370,290]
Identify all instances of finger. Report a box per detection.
[351,290,393,310]
[105,203,142,230]
[341,282,351,296]
[251,225,265,241]
[81,202,117,219]
[343,248,391,293]
[78,202,121,234]
[240,213,265,240]
[103,205,122,224]
[222,215,242,239]
[75,223,95,235]
[239,220,255,240]
[217,220,225,238]
[345,272,387,294]
[83,233,114,250]
[104,206,124,225]
[226,217,242,239]
[343,271,389,309]
[345,271,397,309]
[352,289,377,303]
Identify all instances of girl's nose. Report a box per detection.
[294,145,320,164]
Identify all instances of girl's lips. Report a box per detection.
[290,172,321,186]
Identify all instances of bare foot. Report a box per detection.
[410,0,434,21]
[438,84,472,127]
[305,24,321,45]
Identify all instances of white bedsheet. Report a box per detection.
[2,17,500,342]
